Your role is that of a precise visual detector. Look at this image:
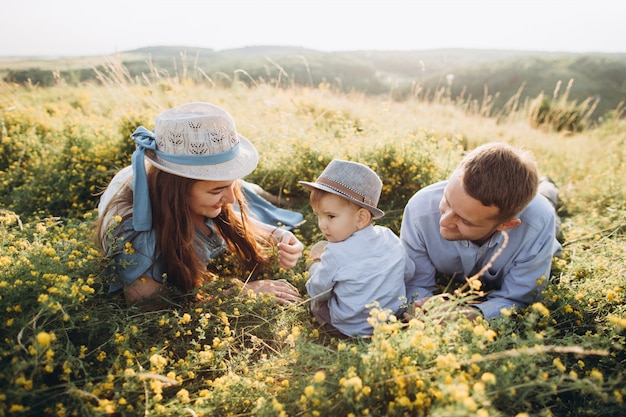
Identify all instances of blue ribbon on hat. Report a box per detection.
[130,126,240,231]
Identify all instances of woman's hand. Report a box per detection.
[272,228,304,269]
[124,275,163,304]
[243,279,302,305]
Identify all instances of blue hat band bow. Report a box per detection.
[130,126,240,231]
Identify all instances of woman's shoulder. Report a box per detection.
[103,218,156,256]
[98,165,133,214]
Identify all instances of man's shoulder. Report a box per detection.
[521,193,555,220]
[421,180,447,193]
[516,193,557,235]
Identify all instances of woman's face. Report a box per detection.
[188,180,236,225]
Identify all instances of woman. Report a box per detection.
[97,102,303,305]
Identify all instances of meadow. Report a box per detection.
[0,65,625,417]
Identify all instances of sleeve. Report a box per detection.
[98,166,133,214]
[106,221,164,293]
[400,200,438,302]
[476,217,557,319]
[237,180,304,230]
[305,251,338,302]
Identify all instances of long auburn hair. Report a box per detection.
[97,166,272,293]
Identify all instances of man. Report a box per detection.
[400,142,562,319]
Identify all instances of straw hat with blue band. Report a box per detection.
[130,102,259,231]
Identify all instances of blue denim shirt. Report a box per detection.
[105,218,226,293]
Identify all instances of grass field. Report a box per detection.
[0,70,625,416]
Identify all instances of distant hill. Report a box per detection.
[1,46,625,119]
[412,53,626,119]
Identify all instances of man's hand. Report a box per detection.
[404,295,483,323]
[403,296,430,321]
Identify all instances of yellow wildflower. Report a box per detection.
[531,302,550,317]
[36,331,56,346]
[313,371,326,383]
[179,313,192,324]
[480,372,496,384]
[590,369,604,381]
[176,388,190,403]
[553,357,566,373]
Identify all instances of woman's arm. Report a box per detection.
[124,275,163,303]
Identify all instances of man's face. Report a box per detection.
[438,174,503,245]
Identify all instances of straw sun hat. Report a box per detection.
[299,159,385,219]
[130,102,258,230]
[141,102,258,180]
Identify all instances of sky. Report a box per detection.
[1,0,625,57]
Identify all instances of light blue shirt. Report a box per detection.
[105,218,226,293]
[400,181,562,318]
[306,225,412,337]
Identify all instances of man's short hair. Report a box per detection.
[457,142,539,221]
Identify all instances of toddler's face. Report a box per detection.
[312,193,361,243]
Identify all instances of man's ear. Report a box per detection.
[356,208,372,228]
[497,218,521,232]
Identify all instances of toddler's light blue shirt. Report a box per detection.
[306,225,411,337]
